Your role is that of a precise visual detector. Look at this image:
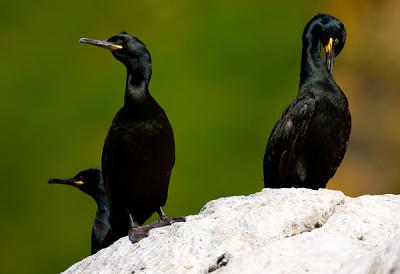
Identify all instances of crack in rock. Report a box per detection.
[207,253,230,273]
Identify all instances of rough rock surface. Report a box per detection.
[62,188,400,274]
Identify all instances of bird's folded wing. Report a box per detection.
[271,96,316,179]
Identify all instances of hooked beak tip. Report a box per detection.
[326,51,335,75]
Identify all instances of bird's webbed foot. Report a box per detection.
[128,226,151,244]
[128,213,150,243]
[128,209,187,244]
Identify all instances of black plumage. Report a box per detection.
[48,169,110,254]
[263,14,351,189]
[80,33,175,242]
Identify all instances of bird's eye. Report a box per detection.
[113,39,123,45]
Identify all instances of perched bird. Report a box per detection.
[80,33,176,242]
[48,169,110,254]
[263,14,351,189]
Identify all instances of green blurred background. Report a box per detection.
[1,0,400,273]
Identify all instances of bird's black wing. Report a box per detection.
[265,94,316,181]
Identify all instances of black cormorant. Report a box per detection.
[80,33,177,243]
[48,169,110,254]
[263,14,351,189]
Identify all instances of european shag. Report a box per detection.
[263,14,351,189]
[48,169,110,254]
[80,33,177,243]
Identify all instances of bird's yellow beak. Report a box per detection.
[79,38,123,51]
[324,38,333,55]
[324,38,335,75]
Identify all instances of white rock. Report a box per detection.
[62,188,400,274]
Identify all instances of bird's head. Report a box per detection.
[304,14,347,75]
[80,32,152,82]
[48,169,103,196]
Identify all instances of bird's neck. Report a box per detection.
[92,192,109,213]
[124,72,150,107]
[300,27,330,87]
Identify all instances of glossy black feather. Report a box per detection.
[263,14,351,189]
